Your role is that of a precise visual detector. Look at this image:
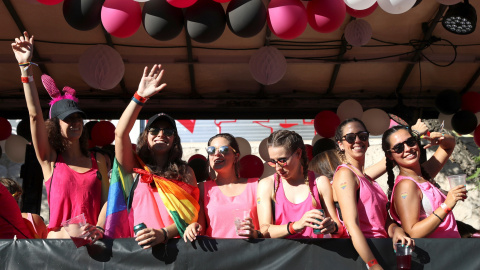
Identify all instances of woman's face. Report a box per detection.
[208,137,238,174]
[267,146,301,181]
[337,121,369,161]
[59,113,84,140]
[147,120,175,154]
[387,129,420,168]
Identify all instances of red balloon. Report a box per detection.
[305,144,313,161]
[167,0,197,8]
[239,155,264,178]
[0,117,12,141]
[314,110,340,138]
[474,125,480,147]
[307,0,346,33]
[213,0,231,2]
[188,154,207,163]
[36,0,63,5]
[461,92,480,113]
[268,0,307,40]
[346,2,377,18]
[91,121,116,147]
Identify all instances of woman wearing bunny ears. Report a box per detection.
[11,32,109,242]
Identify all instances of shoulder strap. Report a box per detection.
[127,174,140,213]
[91,151,102,181]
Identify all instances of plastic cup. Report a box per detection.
[61,213,91,248]
[313,209,324,235]
[234,209,251,235]
[395,243,412,270]
[448,174,466,189]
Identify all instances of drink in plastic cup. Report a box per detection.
[61,213,91,248]
[448,174,466,189]
[313,209,324,235]
[234,209,251,235]
[395,243,412,270]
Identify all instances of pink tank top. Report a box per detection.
[45,153,102,230]
[336,164,388,238]
[274,171,323,239]
[389,175,460,238]
[203,178,259,238]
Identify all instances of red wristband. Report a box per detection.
[134,92,148,103]
[287,222,296,235]
[440,203,451,214]
[21,76,33,83]
[367,259,378,268]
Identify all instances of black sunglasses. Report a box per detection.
[342,131,369,144]
[148,127,175,137]
[206,145,236,155]
[389,137,417,154]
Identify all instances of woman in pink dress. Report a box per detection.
[184,133,260,241]
[257,130,337,239]
[382,125,466,238]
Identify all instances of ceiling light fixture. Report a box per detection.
[442,0,477,35]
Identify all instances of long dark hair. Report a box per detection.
[207,133,240,178]
[334,118,369,160]
[45,117,89,157]
[381,125,431,200]
[308,149,342,181]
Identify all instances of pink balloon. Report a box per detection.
[346,2,377,18]
[167,0,197,8]
[307,0,346,33]
[36,0,63,5]
[268,0,307,40]
[101,0,141,38]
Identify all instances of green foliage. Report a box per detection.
[467,148,480,189]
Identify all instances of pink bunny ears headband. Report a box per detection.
[41,74,86,120]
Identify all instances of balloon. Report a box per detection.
[337,99,363,121]
[36,0,63,5]
[436,0,461,5]
[188,158,209,182]
[0,117,12,141]
[312,138,336,157]
[474,125,480,147]
[249,46,287,85]
[377,0,416,15]
[63,0,104,31]
[311,134,322,146]
[227,0,266,38]
[344,19,372,47]
[346,2,377,18]
[307,0,346,33]
[438,113,454,131]
[167,0,197,8]
[214,0,231,2]
[5,135,28,163]
[435,89,462,115]
[84,120,99,140]
[451,110,478,135]
[188,154,207,163]
[314,110,340,138]
[461,91,480,113]
[305,144,313,161]
[260,161,276,179]
[101,0,142,38]
[258,138,269,161]
[143,0,184,41]
[185,0,226,43]
[344,0,376,10]
[78,45,125,90]
[267,0,307,40]
[235,137,251,158]
[91,121,116,147]
[361,108,390,135]
[239,155,264,178]
[16,119,32,142]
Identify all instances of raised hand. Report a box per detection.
[136,64,167,99]
[11,31,33,64]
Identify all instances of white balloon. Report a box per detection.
[438,113,454,131]
[235,137,251,158]
[249,46,287,85]
[436,0,462,5]
[258,138,269,161]
[260,162,276,179]
[78,45,125,90]
[377,0,416,14]
[362,108,390,135]
[344,0,377,10]
[337,99,363,121]
[311,134,323,146]
[5,135,28,163]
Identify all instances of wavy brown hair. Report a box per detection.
[45,117,89,157]
[308,149,342,181]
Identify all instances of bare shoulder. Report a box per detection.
[258,175,275,192]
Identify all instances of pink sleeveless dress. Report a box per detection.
[0,185,33,239]
[45,153,102,230]
[389,175,460,238]
[335,164,388,238]
[274,171,323,239]
[203,178,259,238]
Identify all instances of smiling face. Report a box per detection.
[387,129,420,169]
[267,146,301,181]
[208,137,239,174]
[147,119,175,154]
[59,113,84,140]
[337,121,369,162]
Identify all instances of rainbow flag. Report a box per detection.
[104,159,134,238]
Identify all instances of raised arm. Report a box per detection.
[114,65,166,172]
[421,133,455,179]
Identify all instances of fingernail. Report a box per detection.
[402,244,404,247]
[406,245,409,248]
[394,249,396,253]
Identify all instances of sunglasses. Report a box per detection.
[267,152,295,168]
[148,127,175,137]
[342,131,369,144]
[206,145,237,155]
[389,137,417,154]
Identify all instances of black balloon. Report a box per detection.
[435,89,461,115]
[227,0,266,38]
[451,110,478,134]
[188,158,209,182]
[16,119,31,142]
[143,0,184,41]
[186,0,226,43]
[63,0,104,31]
[312,138,336,157]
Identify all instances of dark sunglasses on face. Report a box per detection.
[389,136,417,154]
[206,145,236,155]
[148,127,175,137]
[267,152,295,168]
[342,131,369,144]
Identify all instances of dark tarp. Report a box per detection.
[0,238,479,269]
